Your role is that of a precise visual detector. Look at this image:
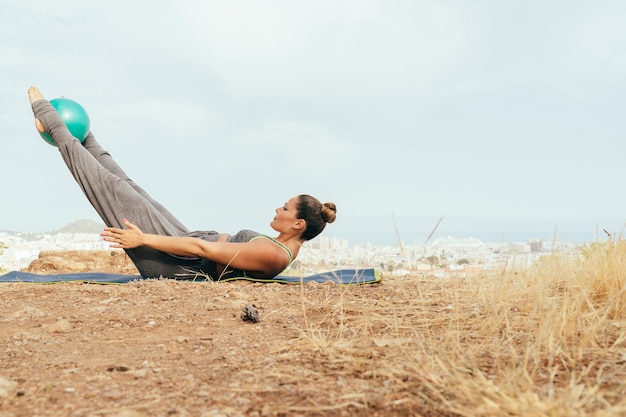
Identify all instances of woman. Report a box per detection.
[28,86,336,280]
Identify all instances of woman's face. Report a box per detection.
[270,196,301,233]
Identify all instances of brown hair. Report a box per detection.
[296,194,337,241]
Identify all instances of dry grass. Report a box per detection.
[290,240,626,416]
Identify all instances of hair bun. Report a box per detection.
[321,202,337,224]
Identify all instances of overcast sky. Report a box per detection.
[1,0,626,244]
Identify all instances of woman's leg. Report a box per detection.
[81,132,187,232]
[28,87,217,279]
[28,88,187,236]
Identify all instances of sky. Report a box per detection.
[1,0,626,245]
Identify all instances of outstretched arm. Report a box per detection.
[102,220,289,276]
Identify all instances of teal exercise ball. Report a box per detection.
[39,98,90,146]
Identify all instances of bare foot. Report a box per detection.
[28,86,46,133]
[28,86,46,104]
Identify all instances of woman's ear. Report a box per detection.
[294,219,306,231]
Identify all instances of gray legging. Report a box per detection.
[31,99,220,279]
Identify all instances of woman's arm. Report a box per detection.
[102,219,289,276]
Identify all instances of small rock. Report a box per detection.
[107,365,130,372]
[47,319,72,333]
[228,291,247,299]
[241,305,260,323]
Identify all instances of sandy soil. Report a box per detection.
[0,251,422,417]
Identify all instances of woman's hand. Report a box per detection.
[102,219,145,249]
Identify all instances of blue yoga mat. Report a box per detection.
[0,268,382,285]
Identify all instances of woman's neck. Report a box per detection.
[275,234,304,258]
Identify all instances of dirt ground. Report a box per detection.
[0,251,422,417]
